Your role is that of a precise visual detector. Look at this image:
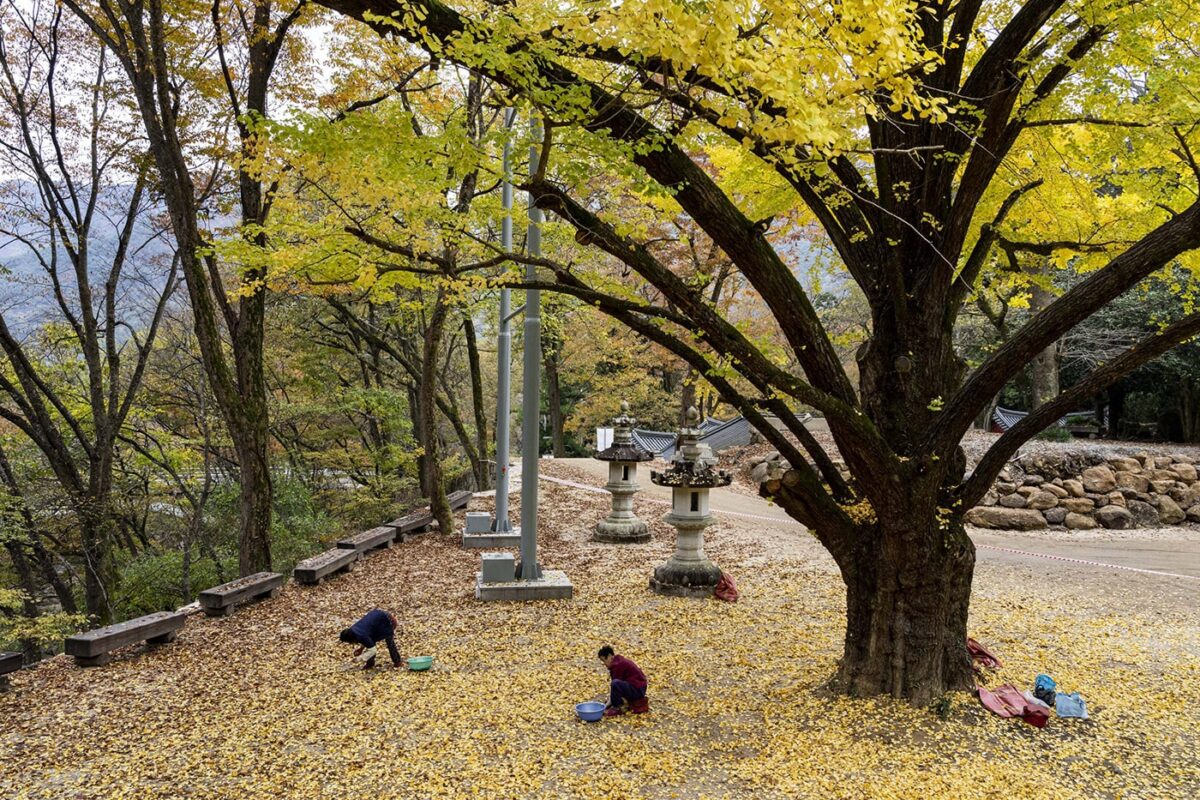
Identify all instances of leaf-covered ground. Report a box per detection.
[3,463,1198,799]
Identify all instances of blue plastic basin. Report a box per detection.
[576,701,605,722]
[406,656,433,671]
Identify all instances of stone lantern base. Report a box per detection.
[648,557,722,598]
[594,518,651,543]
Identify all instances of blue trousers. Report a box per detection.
[610,679,646,708]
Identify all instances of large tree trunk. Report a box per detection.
[233,417,273,575]
[1029,278,1060,409]
[463,315,490,488]
[421,292,453,533]
[544,344,566,457]
[838,516,976,703]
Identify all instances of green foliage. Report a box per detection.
[1034,427,1074,443]
[0,589,84,650]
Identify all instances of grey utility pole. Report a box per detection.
[519,115,544,580]
[491,108,516,534]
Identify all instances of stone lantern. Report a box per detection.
[649,407,732,597]
[593,401,654,543]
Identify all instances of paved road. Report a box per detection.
[548,458,1200,581]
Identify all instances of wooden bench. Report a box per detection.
[0,651,20,692]
[336,526,396,555]
[64,611,187,667]
[198,571,284,617]
[448,489,472,511]
[293,547,358,585]
[386,509,435,538]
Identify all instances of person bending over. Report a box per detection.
[340,608,403,669]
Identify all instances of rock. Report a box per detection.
[1108,457,1141,472]
[1105,492,1127,508]
[999,493,1028,508]
[964,507,1048,530]
[1062,479,1085,497]
[1169,486,1196,507]
[1154,456,1174,469]
[1016,485,1039,497]
[1127,500,1159,527]
[1173,462,1198,482]
[1060,497,1096,514]
[1096,504,1133,530]
[1082,466,1117,493]
[1188,504,1200,523]
[997,467,1015,483]
[994,481,1017,495]
[1152,469,1180,483]
[1139,455,1156,470]
[1027,490,1060,510]
[1173,454,1195,465]
[1156,495,1186,525]
[981,490,998,506]
[1136,492,1153,503]
[1116,472,1150,493]
[1052,477,1064,487]
[1022,474,1045,486]
[1151,479,1175,494]
[1118,487,1140,499]
[1042,483,1069,499]
[1043,507,1067,525]
[1065,512,1099,530]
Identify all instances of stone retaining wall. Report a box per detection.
[966,452,1199,531]
[749,449,1200,531]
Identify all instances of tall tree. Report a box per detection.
[320,0,1200,701]
[63,0,312,575]
[0,1,177,621]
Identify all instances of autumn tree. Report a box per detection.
[314,0,1200,701]
[0,1,178,622]
[63,0,316,576]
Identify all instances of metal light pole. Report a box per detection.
[491,108,516,534]
[519,115,543,580]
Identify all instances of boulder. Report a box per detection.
[1022,474,1045,486]
[1108,456,1141,473]
[1152,469,1180,483]
[1154,456,1174,469]
[1062,479,1085,497]
[1169,486,1196,508]
[1042,483,1069,499]
[980,490,999,507]
[1105,492,1127,508]
[1043,507,1067,525]
[994,481,1017,495]
[1115,471,1150,494]
[1139,455,1156,470]
[1127,500,1160,528]
[1016,486,1039,497]
[1065,512,1099,530]
[1096,504,1133,530]
[1188,504,1200,523]
[1156,495,1186,525]
[1151,479,1175,494]
[1081,466,1117,493]
[1060,498,1096,514]
[1026,490,1060,510]
[964,507,1048,531]
[998,493,1028,508]
[1173,462,1198,482]
[1173,454,1195,465]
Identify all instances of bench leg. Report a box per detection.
[75,653,111,668]
[266,587,282,599]
[0,675,10,692]
[203,605,233,618]
[147,631,178,646]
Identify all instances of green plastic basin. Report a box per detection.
[406,656,433,671]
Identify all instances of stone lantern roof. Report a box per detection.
[595,401,654,462]
[651,407,733,488]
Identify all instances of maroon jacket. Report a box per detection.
[607,655,647,689]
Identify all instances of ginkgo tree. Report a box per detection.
[306,0,1200,703]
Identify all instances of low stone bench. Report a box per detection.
[448,489,472,511]
[64,611,187,667]
[198,571,283,617]
[293,547,358,585]
[336,526,396,555]
[0,651,20,691]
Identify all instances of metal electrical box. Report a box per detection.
[480,552,515,583]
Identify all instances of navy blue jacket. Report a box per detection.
[350,609,401,666]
